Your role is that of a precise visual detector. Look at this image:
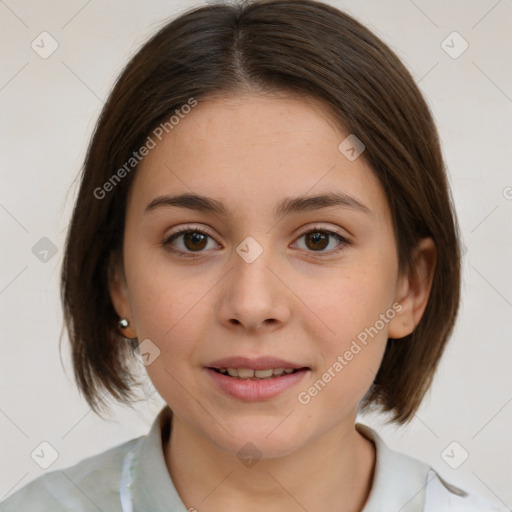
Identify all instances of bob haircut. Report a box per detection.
[60,0,461,424]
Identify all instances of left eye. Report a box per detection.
[293,228,349,254]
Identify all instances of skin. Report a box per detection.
[110,91,436,511]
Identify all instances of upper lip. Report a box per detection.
[206,356,309,370]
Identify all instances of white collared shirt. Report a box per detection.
[1,406,508,511]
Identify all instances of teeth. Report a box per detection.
[237,368,254,378]
[254,369,273,378]
[218,368,298,379]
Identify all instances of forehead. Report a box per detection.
[128,93,388,220]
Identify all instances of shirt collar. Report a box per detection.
[132,405,187,511]
[131,406,430,512]
[356,422,430,511]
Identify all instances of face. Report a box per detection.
[110,92,429,457]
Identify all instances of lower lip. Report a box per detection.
[205,368,309,401]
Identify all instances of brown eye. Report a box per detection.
[181,231,208,251]
[293,227,350,255]
[163,228,219,257]
[304,231,329,251]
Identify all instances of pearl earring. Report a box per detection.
[118,318,130,329]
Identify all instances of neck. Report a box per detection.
[164,413,376,512]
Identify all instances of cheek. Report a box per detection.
[129,271,210,412]
[125,243,207,341]
[123,253,214,401]
[308,264,397,345]
[296,273,392,417]
[131,282,208,370]
[298,261,396,401]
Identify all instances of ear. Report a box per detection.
[108,253,138,339]
[388,237,437,339]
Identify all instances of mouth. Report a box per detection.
[209,367,304,379]
[205,356,310,401]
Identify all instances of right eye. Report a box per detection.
[162,227,220,257]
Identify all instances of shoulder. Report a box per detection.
[0,436,142,512]
[356,423,510,512]
[424,469,510,512]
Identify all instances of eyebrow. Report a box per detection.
[144,191,371,218]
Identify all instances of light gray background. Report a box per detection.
[1,0,511,507]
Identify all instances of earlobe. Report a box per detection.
[108,254,138,339]
[388,237,436,340]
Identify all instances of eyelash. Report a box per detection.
[162,224,351,259]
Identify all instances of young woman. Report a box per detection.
[1,1,507,511]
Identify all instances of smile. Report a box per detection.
[212,367,298,379]
[205,356,311,400]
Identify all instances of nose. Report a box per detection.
[216,240,291,333]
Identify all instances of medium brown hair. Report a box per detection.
[60,0,461,424]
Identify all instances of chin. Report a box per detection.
[206,417,309,459]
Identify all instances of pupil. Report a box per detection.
[185,232,207,251]
[308,232,327,250]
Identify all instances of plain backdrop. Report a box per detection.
[1,0,511,507]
